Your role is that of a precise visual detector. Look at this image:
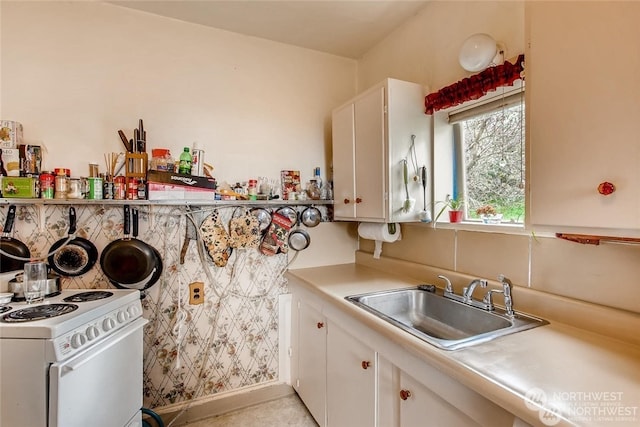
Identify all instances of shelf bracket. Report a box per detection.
[556,233,640,246]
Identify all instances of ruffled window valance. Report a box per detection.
[424,54,525,115]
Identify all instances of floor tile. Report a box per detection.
[178,394,318,427]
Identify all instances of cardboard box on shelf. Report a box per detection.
[1,148,21,176]
[280,170,300,200]
[19,144,42,175]
[0,121,23,149]
[1,176,39,198]
[147,170,217,190]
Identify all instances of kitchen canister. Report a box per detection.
[67,178,86,199]
[113,176,126,200]
[54,174,68,199]
[87,177,103,199]
[39,172,54,199]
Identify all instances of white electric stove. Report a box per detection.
[0,288,147,427]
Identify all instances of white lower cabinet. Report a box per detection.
[292,298,327,426]
[378,354,512,427]
[291,288,519,427]
[326,322,376,426]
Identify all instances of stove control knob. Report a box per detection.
[128,305,140,318]
[116,310,130,323]
[71,333,87,349]
[102,317,116,331]
[86,326,100,340]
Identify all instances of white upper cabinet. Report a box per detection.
[332,78,431,223]
[527,1,640,234]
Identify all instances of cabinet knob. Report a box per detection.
[317,322,324,329]
[597,181,616,196]
[343,198,351,204]
[361,361,371,370]
[355,197,363,204]
[399,389,412,401]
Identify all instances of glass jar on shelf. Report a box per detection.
[307,179,321,200]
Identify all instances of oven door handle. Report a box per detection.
[60,317,148,375]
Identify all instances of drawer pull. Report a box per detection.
[317,322,324,329]
[361,361,371,370]
[343,198,351,204]
[399,389,412,401]
[355,197,363,204]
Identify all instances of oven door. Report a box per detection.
[49,317,147,427]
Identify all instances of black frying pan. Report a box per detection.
[130,208,163,291]
[48,207,98,277]
[100,205,162,290]
[0,205,30,273]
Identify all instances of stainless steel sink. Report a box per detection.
[346,287,548,350]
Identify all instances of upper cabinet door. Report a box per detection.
[527,2,640,233]
[332,103,357,220]
[332,79,430,223]
[354,87,387,221]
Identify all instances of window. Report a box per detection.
[448,84,525,224]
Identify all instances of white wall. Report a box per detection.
[357,1,524,92]
[0,1,358,267]
[355,0,640,316]
[1,1,356,182]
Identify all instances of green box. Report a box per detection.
[1,176,38,198]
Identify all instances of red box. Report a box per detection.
[147,183,215,201]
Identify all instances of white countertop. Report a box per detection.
[287,263,640,427]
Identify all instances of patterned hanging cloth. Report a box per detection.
[424,54,525,115]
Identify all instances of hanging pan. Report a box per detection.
[100,205,162,290]
[300,206,321,228]
[288,228,311,251]
[48,207,98,277]
[0,205,31,273]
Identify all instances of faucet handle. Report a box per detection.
[482,289,504,310]
[437,275,454,293]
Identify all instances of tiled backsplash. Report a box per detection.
[0,204,292,410]
[359,224,640,315]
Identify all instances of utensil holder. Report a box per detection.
[125,153,148,180]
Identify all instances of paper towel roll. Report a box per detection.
[357,223,402,259]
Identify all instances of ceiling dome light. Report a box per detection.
[459,33,498,72]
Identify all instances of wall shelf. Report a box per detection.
[0,198,334,207]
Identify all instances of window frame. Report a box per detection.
[432,80,525,229]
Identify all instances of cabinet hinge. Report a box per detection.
[296,378,300,388]
[288,347,293,358]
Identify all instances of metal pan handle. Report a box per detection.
[3,205,17,235]
[123,205,130,237]
[132,208,138,238]
[68,207,77,235]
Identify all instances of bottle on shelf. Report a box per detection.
[178,147,192,174]
[191,141,204,176]
[314,167,323,191]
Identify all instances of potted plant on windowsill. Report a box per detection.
[435,194,465,223]
[476,205,503,224]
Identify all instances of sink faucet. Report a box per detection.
[462,279,488,304]
[482,274,515,316]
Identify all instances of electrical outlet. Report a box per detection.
[189,281,204,305]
